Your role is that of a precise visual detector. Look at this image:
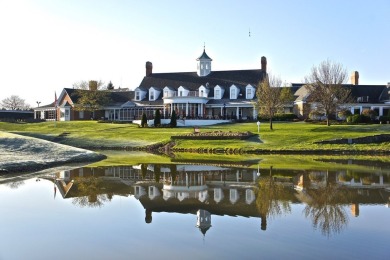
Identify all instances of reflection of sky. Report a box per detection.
[0,178,389,259]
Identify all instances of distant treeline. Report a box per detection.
[0,110,34,121]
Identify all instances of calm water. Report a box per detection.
[1,157,389,260]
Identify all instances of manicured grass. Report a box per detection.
[88,150,172,167]
[1,121,389,152]
[86,150,390,174]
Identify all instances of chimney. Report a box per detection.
[146,61,153,76]
[261,56,267,73]
[89,80,98,91]
[350,71,359,85]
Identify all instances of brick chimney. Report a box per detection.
[261,56,267,73]
[146,61,153,76]
[350,71,359,85]
[89,80,98,91]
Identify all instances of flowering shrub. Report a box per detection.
[171,131,255,140]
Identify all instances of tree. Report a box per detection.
[71,80,111,116]
[305,60,351,126]
[256,166,291,231]
[1,95,30,110]
[141,113,148,127]
[72,80,105,90]
[154,109,161,127]
[107,81,114,90]
[256,74,291,130]
[170,110,177,127]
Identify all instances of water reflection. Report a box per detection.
[256,166,292,230]
[9,162,390,238]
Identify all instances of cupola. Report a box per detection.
[196,47,212,77]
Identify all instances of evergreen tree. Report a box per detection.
[170,110,177,127]
[154,109,161,127]
[141,113,148,127]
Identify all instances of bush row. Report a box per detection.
[257,113,298,121]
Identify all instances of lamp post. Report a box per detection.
[36,101,41,107]
[257,121,260,133]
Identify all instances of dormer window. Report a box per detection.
[200,90,204,97]
[135,91,140,101]
[230,88,236,99]
[246,88,252,99]
[164,90,168,97]
[245,85,255,99]
[150,91,154,100]
[215,89,220,99]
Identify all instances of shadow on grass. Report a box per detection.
[246,135,263,143]
[309,125,378,133]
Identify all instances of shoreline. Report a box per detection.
[0,132,106,174]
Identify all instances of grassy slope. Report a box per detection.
[1,121,389,171]
[1,121,389,152]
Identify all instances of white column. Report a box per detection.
[379,107,383,116]
[253,107,257,119]
[236,107,239,119]
[186,102,189,117]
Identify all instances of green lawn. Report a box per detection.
[1,121,389,152]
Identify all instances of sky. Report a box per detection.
[1,0,389,108]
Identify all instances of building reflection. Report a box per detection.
[45,164,390,237]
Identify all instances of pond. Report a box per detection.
[0,154,389,259]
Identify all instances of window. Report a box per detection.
[150,91,154,100]
[135,91,140,100]
[79,111,84,119]
[246,88,252,99]
[206,64,208,69]
[180,91,183,97]
[231,88,236,99]
[215,89,220,99]
[200,90,204,97]
[201,64,203,69]
[164,90,168,97]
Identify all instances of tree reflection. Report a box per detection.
[302,173,351,237]
[256,167,291,230]
[5,180,25,189]
[72,177,108,208]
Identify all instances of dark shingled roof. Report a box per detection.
[64,88,134,105]
[139,69,266,92]
[197,49,212,60]
[292,83,388,103]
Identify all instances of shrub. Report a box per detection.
[361,109,377,121]
[309,110,325,121]
[170,110,177,127]
[154,109,161,127]
[257,113,298,121]
[347,114,371,124]
[141,113,148,127]
[379,116,390,124]
[338,110,352,121]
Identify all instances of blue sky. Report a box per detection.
[0,0,389,107]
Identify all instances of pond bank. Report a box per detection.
[0,132,106,174]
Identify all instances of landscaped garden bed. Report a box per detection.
[171,130,255,140]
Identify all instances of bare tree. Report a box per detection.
[305,60,350,126]
[1,95,30,110]
[256,74,291,130]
